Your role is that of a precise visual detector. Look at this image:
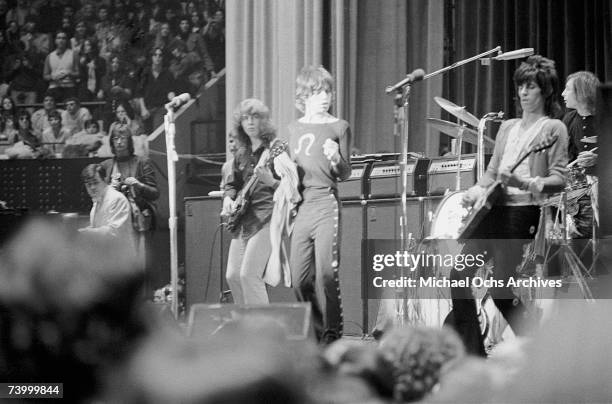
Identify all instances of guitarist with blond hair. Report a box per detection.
[451,55,568,356]
[222,98,280,304]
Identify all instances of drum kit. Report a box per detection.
[377,96,597,340]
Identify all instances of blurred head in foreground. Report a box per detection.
[0,218,147,402]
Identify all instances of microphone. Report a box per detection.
[493,48,534,61]
[480,48,534,65]
[165,93,192,109]
[385,68,426,94]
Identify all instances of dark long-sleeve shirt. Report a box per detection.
[286,119,352,194]
[563,109,598,160]
[223,144,276,238]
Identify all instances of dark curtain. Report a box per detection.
[444,0,612,125]
[326,0,444,155]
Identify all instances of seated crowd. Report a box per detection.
[0,0,225,158]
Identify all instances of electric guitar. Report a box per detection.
[221,139,288,232]
[458,132,558,240]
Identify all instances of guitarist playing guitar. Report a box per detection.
[221,99,283,305]
[448,56,569,357]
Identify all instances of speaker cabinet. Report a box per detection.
[185,196,230,308]
[185,196,296,310]
[366,197,423,239]
[187,303,311,340]
[338,201,367,336]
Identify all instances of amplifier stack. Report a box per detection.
[338,153,484,200]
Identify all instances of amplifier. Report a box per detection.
[427,154,477,195]
[367,159,429,199]
[338,162,370,201]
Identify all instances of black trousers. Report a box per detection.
[449,205,541,356]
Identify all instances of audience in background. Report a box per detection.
[20,14,49,55]
[5,108,44,158]
[61,96,92,134]
[5,41,45,108]
[70,19,90,56]
[0,113,17,152]
[98,54,137,131]
[43,29,79,102]
[31,93,62,137]
[64,118,104,157]
[40,108,71,155]
[0,0,227,154]
[0,95,17,121]
[136,47,176,133]
[77,37,106,102]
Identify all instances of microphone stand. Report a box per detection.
[164,105,179,318]
[382,45,503,328]
[387,46,501,245]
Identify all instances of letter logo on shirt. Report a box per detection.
[294,133,315,156]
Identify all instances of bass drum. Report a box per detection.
[418,191,497,342]
[411,191,465,329]
[428,191,469,239]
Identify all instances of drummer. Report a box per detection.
[452,55,568,357]
[562,71,600,167]
[562,71,601,239]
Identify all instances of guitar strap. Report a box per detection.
[500,117,549,172]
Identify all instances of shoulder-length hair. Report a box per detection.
[567,71,601,115]
[295,65,334,113]
[513,55,561,118]
[231,98,276,149]
[109,124,135,156]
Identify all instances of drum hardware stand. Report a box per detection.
[476,112,504,180]
[543,192,595,301]
[578,184,599,277]
[454,124,464,190]
[380,46,503,330]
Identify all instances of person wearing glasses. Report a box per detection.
[100,124,159,293]
[5,109,48,158]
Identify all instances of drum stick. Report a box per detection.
[568,147,598,168]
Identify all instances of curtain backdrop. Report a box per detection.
[227,0,444,156]
[446,0,612,123]
[226,0,323,147]
[330,0,444,155]
[225,0,610,156]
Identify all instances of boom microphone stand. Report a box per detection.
[383,46,503,327]
[386,46,502,245]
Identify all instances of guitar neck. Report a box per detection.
[509,151,532,173]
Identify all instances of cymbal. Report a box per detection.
[434,97,480,127]
[427,118,495,147]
